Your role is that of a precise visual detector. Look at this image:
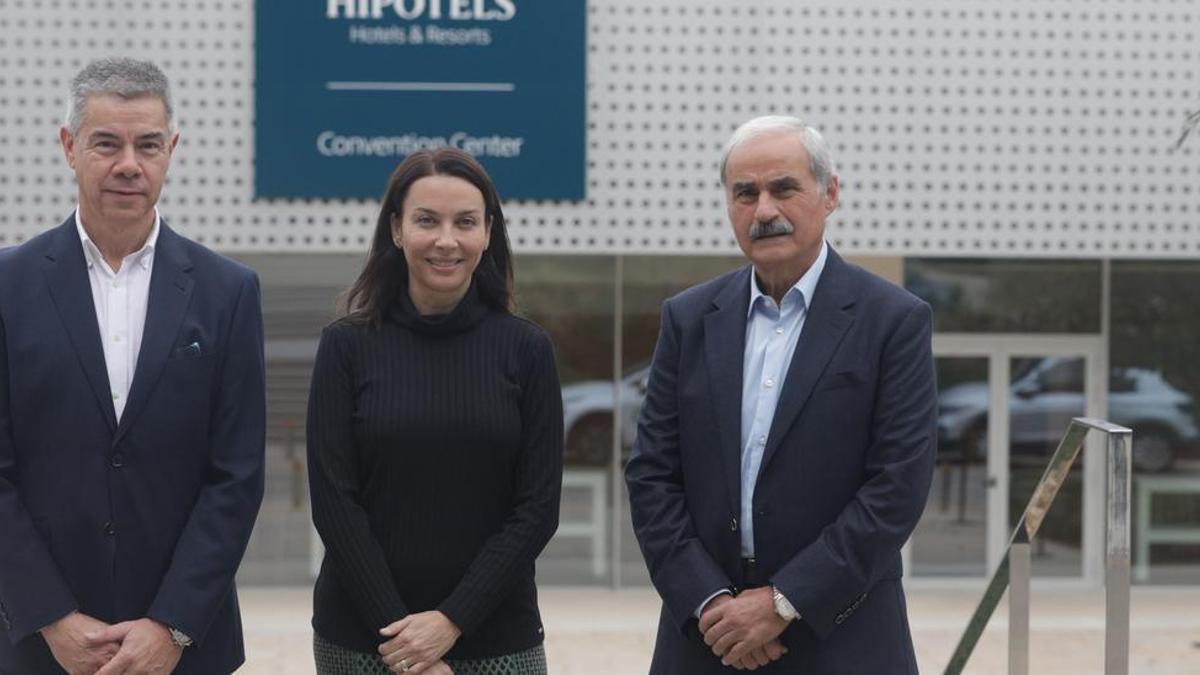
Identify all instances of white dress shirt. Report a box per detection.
[75,208,160,422]
[739,241,828,557]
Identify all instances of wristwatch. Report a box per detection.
[771,586,799,622]
[168,626,193,648]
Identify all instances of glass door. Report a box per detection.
[915,335,1106,581]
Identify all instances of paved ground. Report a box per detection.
[238,586,1200,674]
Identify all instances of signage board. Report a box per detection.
[256,1,586,200]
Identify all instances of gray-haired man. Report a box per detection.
[0,57,266,674]
[626,115,935,673]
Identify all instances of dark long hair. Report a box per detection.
[343,148,514,322]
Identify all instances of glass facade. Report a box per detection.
[518,256,615,585]
[913,357,989,577]
[234,253,1199,587]
[1112,261,1200,584]
[905,258,1102,334]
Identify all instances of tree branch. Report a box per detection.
[1173,108,1200,150]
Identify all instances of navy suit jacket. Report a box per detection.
[0,216,266,674]
[625,249,936,674]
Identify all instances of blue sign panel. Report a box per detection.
[256,1,586,200]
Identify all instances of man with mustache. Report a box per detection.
[0,58,265,674]
[626,115,936,674]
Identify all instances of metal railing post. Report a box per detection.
[1105,428,1133,675]
[944,418,1133,675]
[1008,539,1031,675]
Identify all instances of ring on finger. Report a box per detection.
[399,657,411,672]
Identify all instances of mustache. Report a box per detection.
[748,219,794,241]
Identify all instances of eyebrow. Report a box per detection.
[766,176,802,191]
[730,180,758,193]
[411,206,483,217]
[86,130,168,143]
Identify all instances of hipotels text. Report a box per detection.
[327,0,516,21]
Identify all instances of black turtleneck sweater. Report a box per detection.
[306,287,563,659]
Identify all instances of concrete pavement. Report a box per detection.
[237,586,1200,674]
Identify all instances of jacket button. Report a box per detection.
[730,518,738,532]
[103,521,115,536]
[110,453,125,468]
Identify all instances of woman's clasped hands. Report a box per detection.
[378,611,461,674]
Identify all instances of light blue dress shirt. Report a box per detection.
[738,241,828,557]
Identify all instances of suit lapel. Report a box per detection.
[703,267,752,517]
[40,217,119,431]
[759,250,857,474]
[114,223,194,444]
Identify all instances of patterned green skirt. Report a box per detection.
[314,633,548,675]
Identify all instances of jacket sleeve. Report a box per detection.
[437,328,563,637]
[145,272,267,645]
[305,321,409,635]
[625,299,733,632]
[770,299,937,639]
[0,302,79,643]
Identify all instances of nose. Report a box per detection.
[434,223,458,249]
[113,145,142,179]
[754,191,780,223]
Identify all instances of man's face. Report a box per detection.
[60,93,177,231]
[724,130,839,276]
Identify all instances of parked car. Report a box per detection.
[938,358,1200,472]
[560,366,648,466]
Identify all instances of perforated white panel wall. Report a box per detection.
[0,1,1196,256]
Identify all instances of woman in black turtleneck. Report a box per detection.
[306,148,563,675]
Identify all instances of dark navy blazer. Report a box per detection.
[626,249,936,674]
[0,216,266,674]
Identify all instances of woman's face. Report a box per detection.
[393,174,491,313]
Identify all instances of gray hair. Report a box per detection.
[64,57,174,135]
[719,115,835,188]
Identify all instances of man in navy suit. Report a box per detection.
[626,116,936,674]
[0,58,265,674]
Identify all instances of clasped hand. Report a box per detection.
[378,610,460,674]
[698,589,789,670]
[42,612,182,675]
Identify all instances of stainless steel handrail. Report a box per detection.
[943,417,1133,675]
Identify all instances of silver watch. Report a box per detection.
[168,626,193,648]
[771,586,799,622]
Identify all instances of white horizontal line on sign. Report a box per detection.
[326,81,516,92]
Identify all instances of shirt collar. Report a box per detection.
[747,239,829,317]
[75,207,161,272]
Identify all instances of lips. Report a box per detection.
[427,258,462,270]
[105,188,145,198]
[752,230,789,240]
